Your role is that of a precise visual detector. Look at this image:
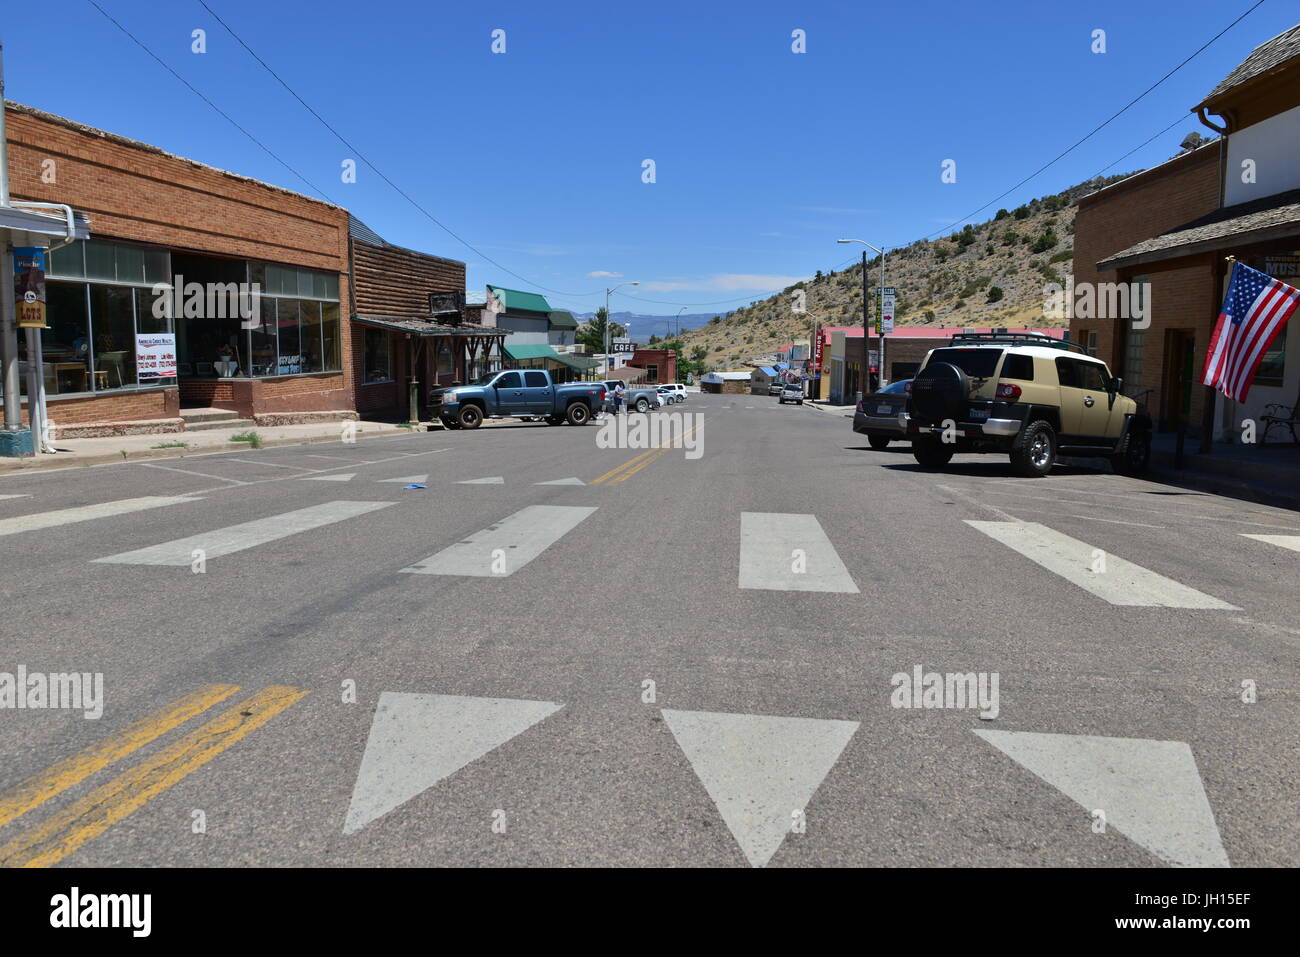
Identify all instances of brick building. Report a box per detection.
[3,102,354,431]
[1072,25,1300,439]
[627,347,677,384]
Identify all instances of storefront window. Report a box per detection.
[250,297,278,376]
[363,328,391,383]
[322,302,340,372]
[27,282,91,396]
[277,299,303,375]
[300,301,324,374]
[1256,326,1286,387]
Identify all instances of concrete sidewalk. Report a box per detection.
[0,417,424,474]
[806,399,856,416]
[1149,432,1300,511]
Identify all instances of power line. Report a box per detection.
[917,0,1265,243]
[194,0,603,301]
[85,0,334,203]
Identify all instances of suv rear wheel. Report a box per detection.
[912,436,954,469]
[1010,420,1056,477]
[1112,427,1150,476]
[868,435,890,450]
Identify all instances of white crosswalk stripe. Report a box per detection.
[401,505,597,578]
[0,496,199,538]
[1241,533,1300,553]
[94,501,394,566]
[966,521,1238,608]
[738,512,859,592]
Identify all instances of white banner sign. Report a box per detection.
[135,333,177,379]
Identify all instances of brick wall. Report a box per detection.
[1070,144,1221,417]
[46,387,177,426]
[4,102,354,419]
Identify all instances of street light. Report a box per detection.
[675,306,686,339]
[837,239,888,395]
[605,281,639,377]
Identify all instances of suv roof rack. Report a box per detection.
[947,331,1087,354]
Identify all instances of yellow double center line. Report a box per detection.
[0,684,306,868]
[590,417,708,486]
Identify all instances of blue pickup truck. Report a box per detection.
[430,369,607,429]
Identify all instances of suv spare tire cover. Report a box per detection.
[910,362,968,425]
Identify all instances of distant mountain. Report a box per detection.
[571,311,720,340]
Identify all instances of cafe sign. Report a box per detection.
[13,247,47,329]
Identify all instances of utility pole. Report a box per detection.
[0,40,31,453]
[603,281,639,377]
[837,238,886,397]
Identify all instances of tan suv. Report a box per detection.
[900,332,1151,477]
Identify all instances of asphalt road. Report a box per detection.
[0,397,1296,868]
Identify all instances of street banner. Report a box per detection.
[13,247,47,329]
[879,287,896,334]
[135,333,178,379]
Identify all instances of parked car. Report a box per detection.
[657,386,684,405]
[900,332,1151,477]
[777,385,804,405]
[431,369,605,429]
[853,379,912,449]
[767,381,785,396]
[660,383,688,403]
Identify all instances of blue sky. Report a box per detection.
[5,1,1295,315]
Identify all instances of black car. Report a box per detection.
[852,379,912,449]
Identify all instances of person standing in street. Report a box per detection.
[613,380,626,415]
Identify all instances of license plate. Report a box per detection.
[970,409,990,420]
[876,404,893,414]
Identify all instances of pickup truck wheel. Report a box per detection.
[545,415,563,426]
[635,397,650,413]
[868,434,890,450]
[441,417,461,430]
[1112,427,1150,476]
[912,436,954,469]
[457,405,483,430]
[565,402,591,426]
[1010,420,1056,477]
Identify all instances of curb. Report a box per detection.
[0,424,423,475]
[1147,464,1300,512]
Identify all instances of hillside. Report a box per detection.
[679,174,1134,368]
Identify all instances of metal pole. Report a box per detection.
[879,249,887,388]
[0,41,24,434]
[860,250,867,401]
[604,288,610,378]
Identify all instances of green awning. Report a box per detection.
[504,343,559,360]
[487,285,553,314]
[552,353,601,372]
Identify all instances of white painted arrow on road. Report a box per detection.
[302,473,356,482]
[974,729,1229,867]
[378,474,429,484]
[343,692,563,835]
[662,709,859,867]
[457,476,504,485]
[534,477,585,486]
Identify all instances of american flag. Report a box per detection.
[1203,262,1300,402]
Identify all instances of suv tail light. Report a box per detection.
[996,382,1021,400]
[855,399,865,413]
[904,382,912,393]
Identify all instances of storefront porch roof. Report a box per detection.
[1098,187,1300,271]
[352,315,509,336]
